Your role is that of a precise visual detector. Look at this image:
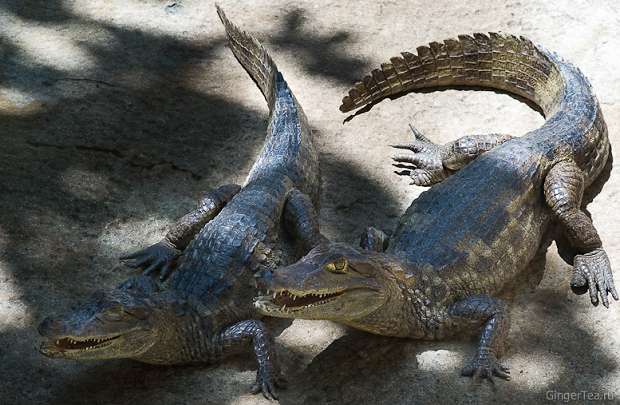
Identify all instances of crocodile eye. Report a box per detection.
[324,257,348,274]
[102,305,125,321]
[124,307,149,320]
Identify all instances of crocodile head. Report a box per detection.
[255,242,410,332]
[38,275,162,360]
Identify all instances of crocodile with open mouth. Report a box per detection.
[255,33,617,381]
[38,6,322,399]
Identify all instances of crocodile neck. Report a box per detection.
[133,292,222,365]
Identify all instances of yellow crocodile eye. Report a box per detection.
[324,257,348,274]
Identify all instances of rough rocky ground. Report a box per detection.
[0,0,619,404]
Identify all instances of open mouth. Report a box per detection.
[255,289,344,313]
[44,335,120,353]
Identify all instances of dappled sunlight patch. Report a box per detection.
[0,86,42,113]
[97,217,172,259]
[509,351,564,390]
[416,349,465,372]
[276,319,346,359]
[1,17,96,73]
[61,168,112,202]
[68,0,212,37]
[0,260,30,331]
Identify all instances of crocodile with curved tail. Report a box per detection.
[37,6,322,399]
[255,33,617,381]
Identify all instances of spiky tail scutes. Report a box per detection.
[339,33,563,115]
[216,5,279,111]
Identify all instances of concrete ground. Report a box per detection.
[0,0,619,403]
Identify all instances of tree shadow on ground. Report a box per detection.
[270,7,370,86]
[0,3,615,405]
[0,3,389,404]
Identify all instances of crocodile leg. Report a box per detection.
[283,188,326,253]
[121,184,241,280]
[544,161,618,307]
[448,295,511,382]
[392,125,512,186]
[217,319,284,400]
[359,226,389,252]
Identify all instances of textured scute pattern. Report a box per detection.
[169,181,285,302]
[340,33,557,113]
[164,7,319,313]
[341,31,609,189]
[390,140,544,273]
[216,5,278,110]
[278,26,615,386]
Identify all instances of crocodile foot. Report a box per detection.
[461,351,510,383]
[250,368,286,401]
[391,124,448,186]
[120,239,180,281]
[572,248,619,307]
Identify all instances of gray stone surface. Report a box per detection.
[0,0,619,403]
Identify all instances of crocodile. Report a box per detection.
[255,33,617,381]
[37,6,322,399]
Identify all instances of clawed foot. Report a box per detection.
[461,351,510,383]
[120,239,181,281]
[572,248,619,308]
[391,124,448,186]
[250,368,287,401]
[359,226,388,252]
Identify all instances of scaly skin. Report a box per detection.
[37,6,321,400]
[256,33,617,382]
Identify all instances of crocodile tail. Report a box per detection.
[216,5,279,111]
[340,33,562,115]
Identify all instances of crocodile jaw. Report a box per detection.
[254,287,380,320]
[39,334,122,359]
[254,288,344,316]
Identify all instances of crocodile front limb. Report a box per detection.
[448,295,510,380]
[544,160,618,306]
[121,184,240,279]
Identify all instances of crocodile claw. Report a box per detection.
[120,240,181,281]
[251,369,285,401]
[390,126,447,187]
[461,352,510,383]
[573,248,619,308]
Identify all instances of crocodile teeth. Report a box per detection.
[281,305,286,311]
[273,292,277,299]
